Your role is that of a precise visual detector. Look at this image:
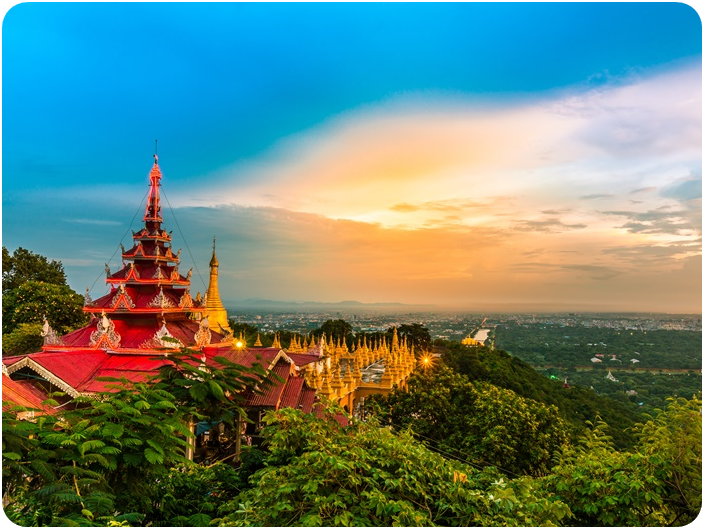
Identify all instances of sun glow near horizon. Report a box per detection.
[164,64,702,312]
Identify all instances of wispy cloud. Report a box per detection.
[580,194,614,200]
[65,218,122,226]
[513,218,588,233]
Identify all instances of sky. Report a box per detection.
[2,2,702,313]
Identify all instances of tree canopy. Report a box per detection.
[367,365,570,477]
[2,351,269,526]
[2,280,88,338]
[395,323,432,352]
[3,246,67,293]
[215,407,571,527]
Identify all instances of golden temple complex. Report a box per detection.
[273,327,417,413]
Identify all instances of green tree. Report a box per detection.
[539,419,664,526]
[2,351,269,525]
[538,396,701,526]
[396,323,432,352]
[636,396,702,525]
[2,381,189,526]
[2,280,88,337]
[442,341,640,449]
[367,366,570,477]
[216,407,571,527]
[1,322,44,356]
[3,246,67,293]
[314,319,353,341]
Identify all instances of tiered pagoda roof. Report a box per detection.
[3,156,328,429]
[42,156,230,354]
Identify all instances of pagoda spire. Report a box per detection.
[205,236,232,334]
[144,154,163,226]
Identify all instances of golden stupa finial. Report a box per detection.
[254,332,262,347]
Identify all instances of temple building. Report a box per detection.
[3,157,234,399]
[3,154,415,458]
[262,328,417,415]
[2,157,329,428]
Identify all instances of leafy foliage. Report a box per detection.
[396,323,432,352]
[441,342,641,448]
[216,408,571,527]
[2,246,67,293]
[539,396,702,526]
[2,351,267,526]
[314,319,354,341]
[2,380,185,526]
[1,322,44,356]
[2,280,88,337]
[367,365,570,477]
[146,463,244,527]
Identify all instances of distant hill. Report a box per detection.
[226,299,437,312]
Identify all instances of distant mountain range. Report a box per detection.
[225,299,437,312]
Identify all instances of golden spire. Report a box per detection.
[205,236,231,334]
[254,332,262,347]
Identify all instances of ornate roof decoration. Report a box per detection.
[170,267,180,281]
[126,262,140,280]
[90,312,121,349]
[178,289,194,308]
[141,322,183,349]
[111,284,136,310]
[41,316,64,346]
[152,266,166,280]
[148,287,176,309]
[194,317,212,348]
[84,287,93,306]
[220,326,234,343]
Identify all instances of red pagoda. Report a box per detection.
[3,156,345,456]
[4,156,236,397]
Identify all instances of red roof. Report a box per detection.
[29,349,107,389]
[279,376,305,409]
[298,386,316,413]
[312,401,350,427]
[2,374,53,413]
[245,361,291,407]
[55,317,227,351]
[284,351,321,367]
[214,348,281,370]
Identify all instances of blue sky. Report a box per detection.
[2,3,702,312]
